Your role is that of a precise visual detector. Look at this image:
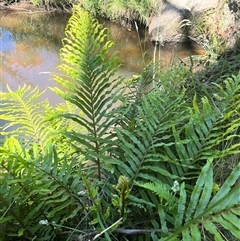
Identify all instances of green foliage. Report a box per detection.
[137,161,240,241]
[51,5,124,181]
[0,84,80,153]
[78,0,161,24]
[1,5,240,241]
[29,0,76,9]
[0,85,51,151]
[0,139,87,240]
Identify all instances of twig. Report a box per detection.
[115,227,174,235]
[75,226,175,240]
[93,218,123,240]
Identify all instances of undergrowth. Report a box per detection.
[0,6,239,241]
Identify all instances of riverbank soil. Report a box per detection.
[0,0,41,11]
[0,0,71,12]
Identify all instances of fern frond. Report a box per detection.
[0,85,51,151]
[109,74,240,240]
[44,100,80,132]
[0,141,87,240]
[51,6,124,180]
[0,84,83,155]
[135,181,175,206]
[115,74,240,189]
[160,161,240,241]
[115,87,189,185]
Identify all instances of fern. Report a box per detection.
[1,5,239,241]
[114,74,240,184]
[51,5,124,180]
[129,161,240,241]
[0,85,51,152]
[0,139,87,240]
[108,73,240,240]
[160,161,240,241]
[0,85,80,154]
[114,86,190,184]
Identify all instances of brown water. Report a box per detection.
[0,11,68,104]
[0,10,202,105]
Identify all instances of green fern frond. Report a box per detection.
[0,141,87,240]
[115,88,189,184]
[160,161,240,241]
[133,162,239,241]
[115,62,161,132]
[44,101,80,131]
[0,85,51,151]
[115,74,240,189]
[51,6,124,180]
[110,74,240,240]
[188,75,240,162]
[135,181,177,208]
[0,85,82,155]
[43,101,84,158]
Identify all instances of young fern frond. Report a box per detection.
[135,181,177,212]
[51,6,124,180]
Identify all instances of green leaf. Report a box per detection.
[212,215,240,238]
[175,182,186,228]
[190,224,201,241]
[158,206,168,234]
[0,216,14,224]
[203,220,224,241]
[186,160,212,221]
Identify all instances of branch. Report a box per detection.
[115,228,172,235]
[75,226,174,240]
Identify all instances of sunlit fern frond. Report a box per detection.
[51,6,124,179]
[0,85,81,153]
[43,100,84,157]
[44,101,80,131]
[0,85,51,152]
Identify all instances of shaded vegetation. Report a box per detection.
[0,5,240,241]
[1,0,157,24]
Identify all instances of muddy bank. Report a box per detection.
[0,0,71,12]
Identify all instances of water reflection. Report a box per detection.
[0,11,69,104]
[0,28,15,51]
[101,19,202,72]
[0,10,202,105]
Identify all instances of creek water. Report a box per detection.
[0,10,201,105]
